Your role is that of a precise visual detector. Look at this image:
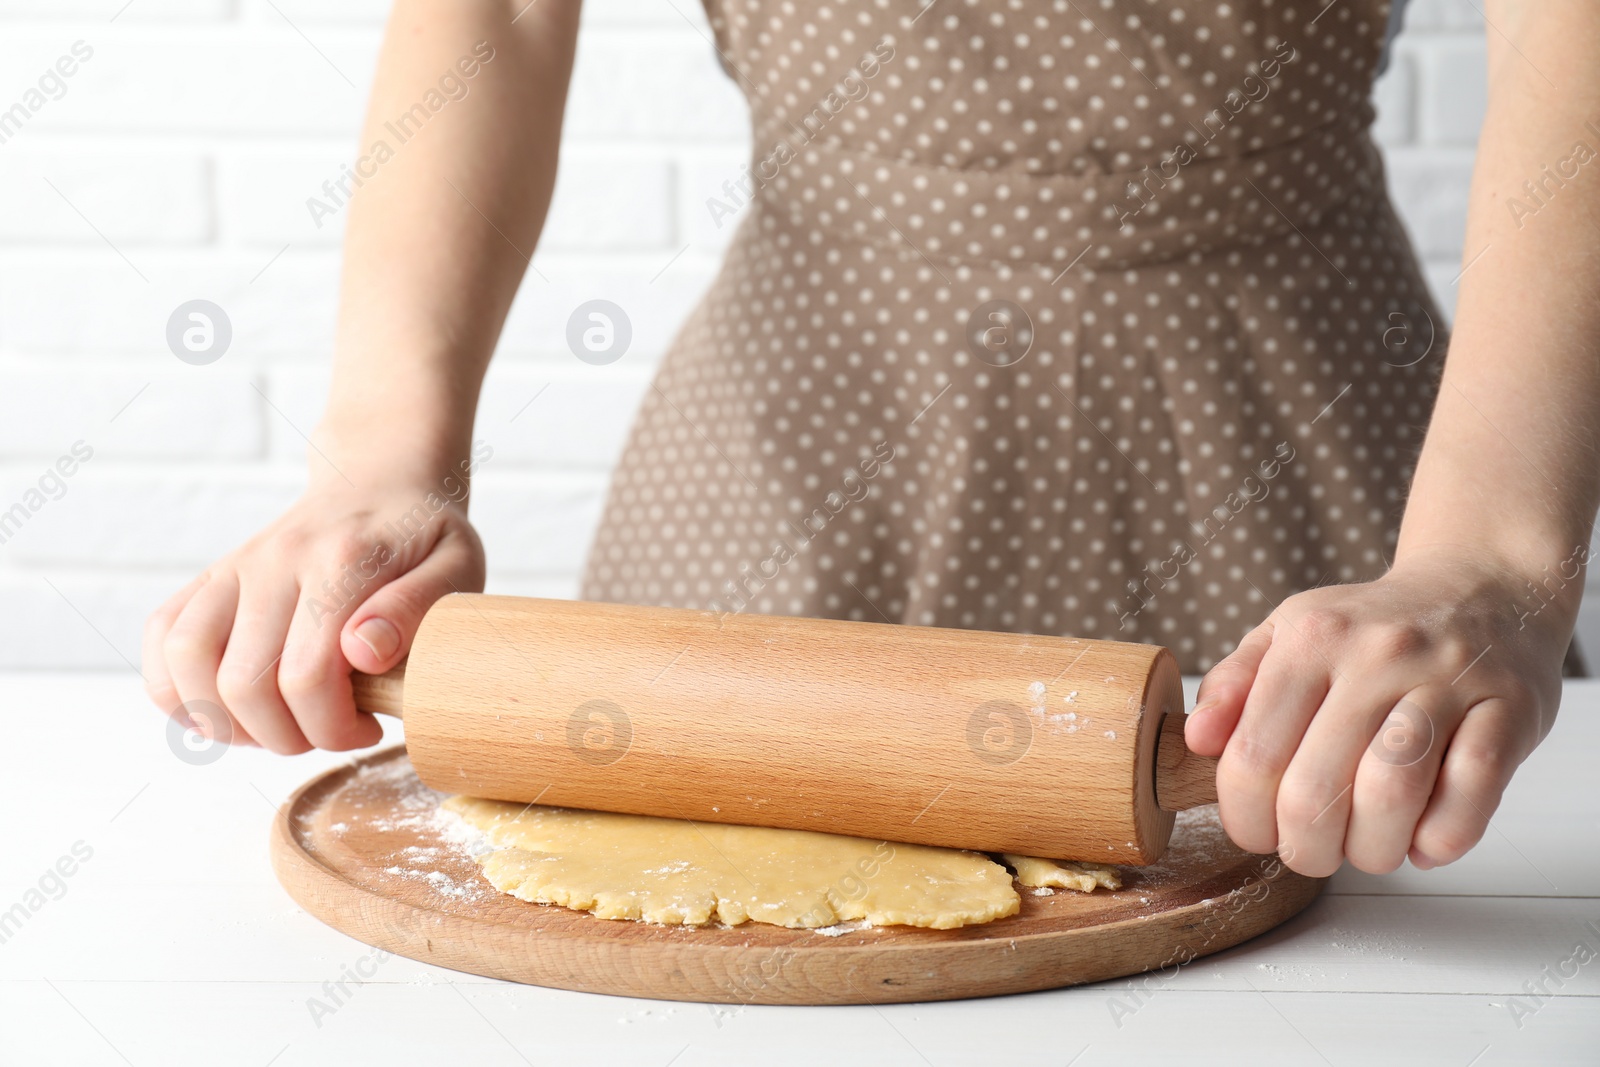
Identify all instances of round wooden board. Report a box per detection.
[271,746,1326,1005]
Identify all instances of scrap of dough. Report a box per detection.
[443,796,1020,929]
[1003,854,1123,892]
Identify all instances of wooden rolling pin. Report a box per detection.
[351,595,1218,865]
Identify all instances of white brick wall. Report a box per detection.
[1,0,1594,669]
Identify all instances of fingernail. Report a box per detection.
[353,617,400,662]
[1190,699,1217,718]
[1410,848,1436,870]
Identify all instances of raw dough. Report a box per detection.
[443,796,1022,929]
[1003,854,1123,892]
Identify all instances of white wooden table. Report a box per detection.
[1,672,1595,1065]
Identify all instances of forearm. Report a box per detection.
[1395,0,1600,622]
[316,0,583,489]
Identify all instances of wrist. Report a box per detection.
[308,411,487,497]
[1391,538,1590,632]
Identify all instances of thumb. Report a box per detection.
[341,524,485,674]
[1186,619,1273,757]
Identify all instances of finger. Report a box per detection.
[1409,697,1535,869]
[1270,679,1412,877]
[1342,688,1458,874]
[1187,620,1274,757]
[1215,631,1334,855]
[163,571,256,747]
[341,523,485,675]
[142,571,209,715]
[277,563,384,752]
[215,576,312,755]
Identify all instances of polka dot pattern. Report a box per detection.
[580,0,1444,673]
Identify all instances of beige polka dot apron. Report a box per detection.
[579,0,1514,675]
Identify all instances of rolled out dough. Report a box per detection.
[1003,854,1123,892]
[443,796,1024,929]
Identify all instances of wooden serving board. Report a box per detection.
[271,747,1326,1005]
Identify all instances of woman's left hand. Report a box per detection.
[1185,550,1575,876]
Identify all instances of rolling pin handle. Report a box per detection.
[1154,705,1219,811]
[351,661,407,720]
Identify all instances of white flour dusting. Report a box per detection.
[1028,703,1093,736]
[430,804,491,856]
[382,865,476,899]
[335,756,498,904]
[1327,928,1412,961]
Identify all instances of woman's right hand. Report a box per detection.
[141,0,582,754]
[141,477,486,754]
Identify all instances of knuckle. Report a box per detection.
[1275,780,1344,828]
[276,659,334,702]
[291,531,368,579]
[1486,684,1544,745]
[1445,740,1510,794]
[142,606,175,644]
[275,657,368,752]
[162,625,211,669]
[306,530,376,578]
[273,524,312,558]
[1288,607,1350,649]
[214,662,259,709]
[1220,732,1281,783]
[1433,635,1479,674]
[1361,621,1430,663]
[1358,762,1434,810]
[328,526,375,562]
[1417,822,1483,864]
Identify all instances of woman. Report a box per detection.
[142,0,1599,880]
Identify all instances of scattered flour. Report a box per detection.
[429,802,491,856]
[1327,928,1412,961]
[1027,703,1092,736]
[335,755,498,904]
[381,865,476,899]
